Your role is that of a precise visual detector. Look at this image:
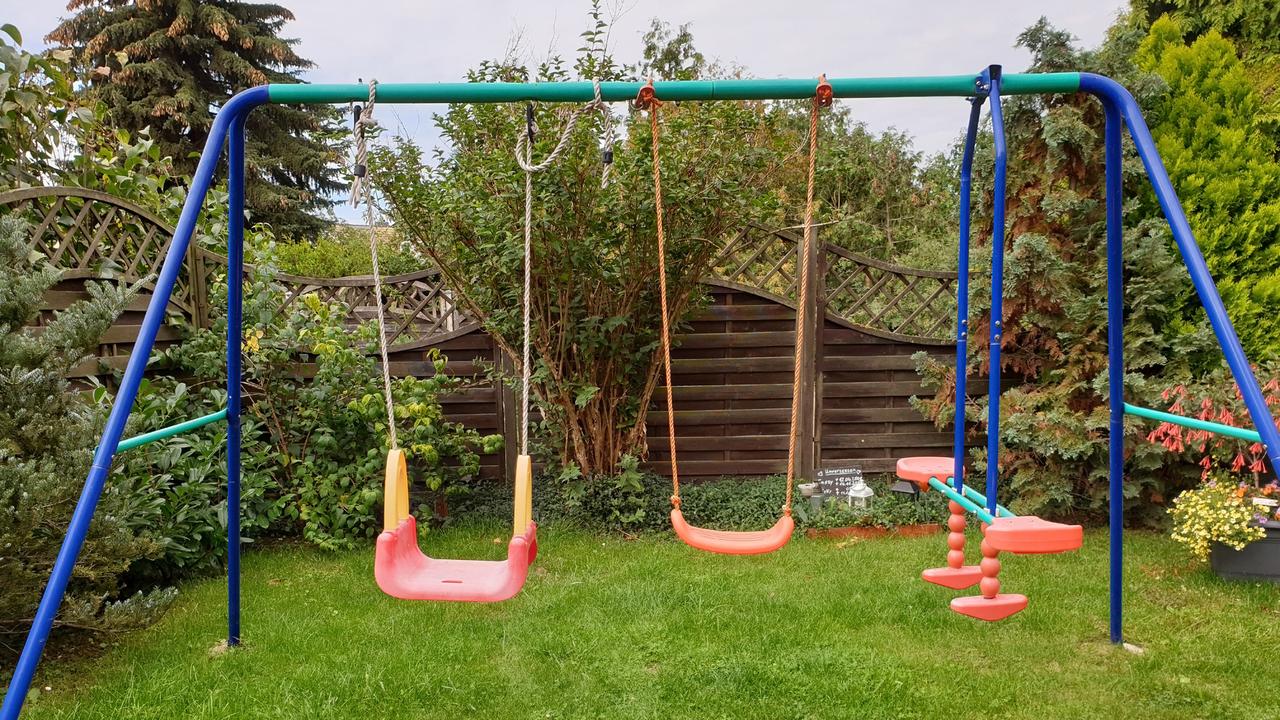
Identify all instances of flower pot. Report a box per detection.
[1210,520,1280,584]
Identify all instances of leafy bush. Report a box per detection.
[458,468,946,535]
[803,478,948,530]
[106,379,282,582]
[165,243,501,548]
[266,224,423,279]
[0,217,173,642]
[1144,362,1280,483]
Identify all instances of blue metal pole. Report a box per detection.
[1080,73,1280,480]
[953,87,987,496]
[984,66,1007,518]
[1102,95,1125,645]
[0,86,268,720]
[226,113,246,647]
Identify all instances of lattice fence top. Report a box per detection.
[710,224,963,344]
[0,186,199,316]
[198,250,479,352]
[3,188,963,349]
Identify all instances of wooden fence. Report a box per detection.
[2,186,964,480]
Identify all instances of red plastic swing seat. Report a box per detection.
[375,516,537,602]
[671,509,794,555]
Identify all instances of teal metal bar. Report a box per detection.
[928,477,996,524]
[267,73,1081,105]
[1124,402,1262,443]
[954,482,1015,518]
[114,408,229,452]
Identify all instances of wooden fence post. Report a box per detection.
[813,230,827,476]
[797,227,820,481]
[494,343,520,482]
[188,246,209,329]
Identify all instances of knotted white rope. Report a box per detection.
[511,79,614,454]
[351,79,399,450]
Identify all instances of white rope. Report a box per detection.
[512,79,613,454]
[351,79,399,450]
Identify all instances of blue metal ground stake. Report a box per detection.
[1102,95,1125,644]
[226,113,246,647]
[0,86,269,720]
[984,65,1007,518]
[952,86,986,497]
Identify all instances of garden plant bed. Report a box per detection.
[805,523,942,540]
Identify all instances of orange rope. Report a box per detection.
[783,87,826,515]
[642,90,680,508]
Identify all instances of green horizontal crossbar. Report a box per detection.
[1124,403,1262,444]
[266,73,1081,105]
[115,408,229,453]
[955,482,1016,518]
[928,477,996,525]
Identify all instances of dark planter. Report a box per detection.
[1210,520,1280,583]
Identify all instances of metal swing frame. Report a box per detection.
[6,69,1280,719]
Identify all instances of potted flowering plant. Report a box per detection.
[1152,368,1280,582]
[1169,477,1279,580]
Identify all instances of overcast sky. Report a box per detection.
[10,0,1126,221]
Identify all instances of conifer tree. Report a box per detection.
[0,216,170,639]
[48,0,346,238]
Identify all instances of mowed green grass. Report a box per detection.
[16,526,1280,720]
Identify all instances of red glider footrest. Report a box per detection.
[895,456,957,489]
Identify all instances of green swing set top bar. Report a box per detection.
[113,408,229,453]
[266,72,1082,105]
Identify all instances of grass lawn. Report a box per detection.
[14,524,1280,720]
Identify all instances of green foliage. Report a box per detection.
[165,243,499,548]
[373,21,783,475]
[636,19,706,81]
[265,224,423,279]
[813,118,959,266]
[106,379,282,582]
[48,1,347,238]
[0,217,173,642]
[913,17,1214,526]
[805,484,948,531]
[1135,16,1280,360]
[0,25,77,187]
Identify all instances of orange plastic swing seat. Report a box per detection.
[671,509,794,555]
[375,516,537,602]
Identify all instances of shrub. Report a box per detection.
[1144,362,1280,484]
[165,243,501,549]
[0,217,173,643]
[266,224,423,279]
[105,379,283,583]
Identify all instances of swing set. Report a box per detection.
[6,66,1280,720]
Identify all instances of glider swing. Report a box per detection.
[638,77,832,555]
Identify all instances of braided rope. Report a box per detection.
[645,98,680,508]
[350,80,399,450]
[783,94,823,515]
[513,80,613,454]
